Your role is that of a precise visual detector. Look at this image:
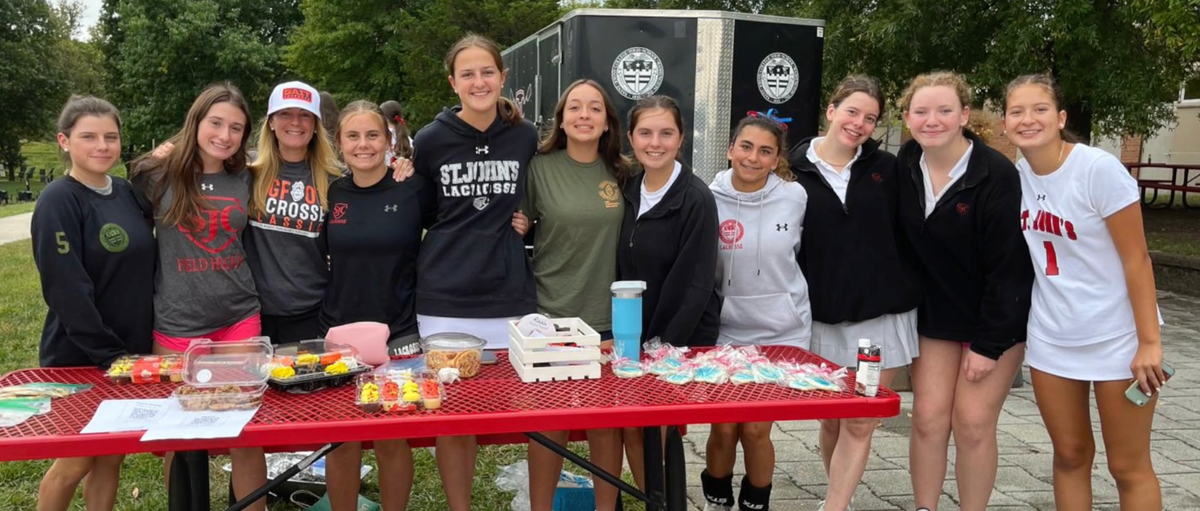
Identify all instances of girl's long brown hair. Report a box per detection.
[538,79,631,186]
[380,100,413,159]
[130,82,253,230]
[445,34,522,126]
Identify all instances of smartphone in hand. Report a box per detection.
[1125,361,1175,407]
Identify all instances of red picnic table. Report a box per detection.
[0,346,899,510]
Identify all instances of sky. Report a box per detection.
[76,0,103,40]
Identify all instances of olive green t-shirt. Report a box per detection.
[522,151,624,330]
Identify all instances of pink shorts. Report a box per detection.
[153,313,263,352]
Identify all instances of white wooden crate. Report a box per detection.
[507,317,603,383]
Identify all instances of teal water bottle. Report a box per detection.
[610,281,647,362]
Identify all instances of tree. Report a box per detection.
[800,0,1198,143]
[105,0,301,153]
[611,0,1198,142]
[0,0,73,173]
[286,0,564,130]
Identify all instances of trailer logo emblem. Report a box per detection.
[612,47,664,100]
[757,52,798,104]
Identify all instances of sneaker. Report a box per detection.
[816,500,854,511]
[703,503,732,511]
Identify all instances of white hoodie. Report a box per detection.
[710,169,812,347]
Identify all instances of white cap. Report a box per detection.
[267,81,321,119]
[611,281,647,292]
[858,338,871,347]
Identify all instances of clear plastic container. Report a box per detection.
[171,337,273,412]
[420,332,486,378]
[266,340,370,393]
[106,355,184,384]
[355,372,445,413]
[355,373,385,414]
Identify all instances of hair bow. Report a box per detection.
[393,114,406,126]
[746,109,792,130]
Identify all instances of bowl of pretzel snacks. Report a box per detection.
[420,332,486,378]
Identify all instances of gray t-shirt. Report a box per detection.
[152,169,259,336]
[244,160,330,315]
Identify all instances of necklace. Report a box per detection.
[1056,140,1067,168]
[816,141,850,168]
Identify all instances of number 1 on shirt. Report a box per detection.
[1043,240,1059,276]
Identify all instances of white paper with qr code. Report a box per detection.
[140,400,259,441]
[80,399,171,434]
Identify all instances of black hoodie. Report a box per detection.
[616,165,721,347]
[895,130,1034,360]
[412,106,539,317]
[787,137,921,325]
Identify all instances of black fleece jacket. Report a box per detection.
[787,137,921,324]
[616,165,721,347]
[895,130,1034,359]
[412,105,539,317]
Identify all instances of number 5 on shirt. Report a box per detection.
[1042,241,1059,276]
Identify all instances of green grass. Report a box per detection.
[0,240,643,510]
[0,202,35,219]
[1148,233,1200,257]
[0,141,133,219]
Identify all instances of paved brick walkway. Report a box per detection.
[681,291,1200,510]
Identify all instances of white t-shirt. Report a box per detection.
[639,161,682,218]
[1017,143,1159,347]
[920,142,973,218]
[805,137,862,204]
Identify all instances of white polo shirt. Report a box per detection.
[805,137,862,204]
[920,142,973,218]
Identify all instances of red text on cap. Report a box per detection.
[282,88,313,102]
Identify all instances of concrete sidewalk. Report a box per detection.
[682,291,1200,510]
[0,212,32,245]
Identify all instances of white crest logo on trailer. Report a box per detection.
[757,52,798,104]
[611,47,664,100]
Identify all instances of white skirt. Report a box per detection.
[810,310,919,370]
[1027,332,1137,381]
[417,315,520,350]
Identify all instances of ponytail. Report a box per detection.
[498,97,522,125]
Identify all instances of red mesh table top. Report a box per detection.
[0,347,898,461]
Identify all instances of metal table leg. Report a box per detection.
[643,426,665,511]
[664,426,687,511]
[225,443,342,511]
[525,432,655,504]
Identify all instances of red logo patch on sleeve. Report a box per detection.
[956,202,970,216]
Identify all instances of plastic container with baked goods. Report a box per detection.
[420,332,486,378]
[171,337,273,412]
[266,339,371,394]
[106,355,184,384]
[355,373,385,413]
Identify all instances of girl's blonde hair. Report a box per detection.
[899,71,972,112]
[248,112,342,216]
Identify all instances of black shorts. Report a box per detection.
[260,307,322,345]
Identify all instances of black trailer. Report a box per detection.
[501,8,824,180]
